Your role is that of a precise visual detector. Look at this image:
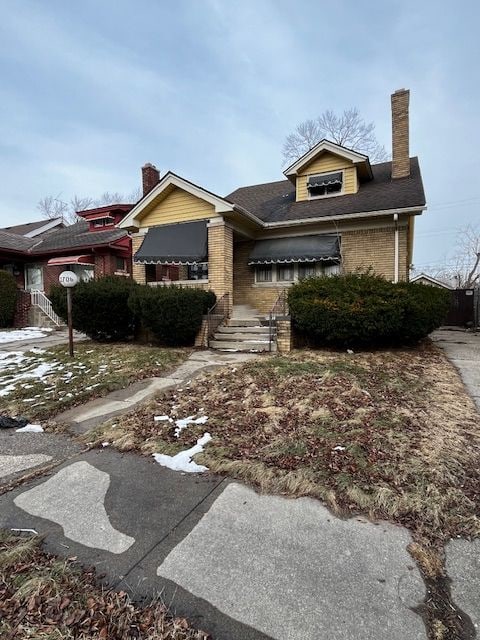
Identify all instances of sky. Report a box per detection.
[0,0,478,269]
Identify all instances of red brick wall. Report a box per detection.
[13,289,31,328]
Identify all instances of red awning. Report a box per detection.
[47,255,95,266]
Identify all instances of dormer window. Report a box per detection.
[307,172,343,198]
[92,217,115,228]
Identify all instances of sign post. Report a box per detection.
[59,270,79,357]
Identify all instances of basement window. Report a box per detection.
[307,172,343,198]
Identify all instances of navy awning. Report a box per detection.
[134,220,208,265]
[248,235,340,265]
[308,172,342,188]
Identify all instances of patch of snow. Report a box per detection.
[16,424,44,433]
[101,442,110,447]
[153,433,212,473]
[154,415,173,422]
[332,445,346,452]
[0,328,51,344]
[174,415,208,438]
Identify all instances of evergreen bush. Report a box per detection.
[288,272,450,347]
[0,271,18,328]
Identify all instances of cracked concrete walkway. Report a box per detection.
[55,350,259,433]
[432,329,480,410]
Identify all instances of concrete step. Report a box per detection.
[209,339,275,352]
[213,332,275,341]
[217,326,271,335]
[227,318,269,327]
[231,305,261,318]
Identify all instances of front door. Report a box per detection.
[25,265,44,291]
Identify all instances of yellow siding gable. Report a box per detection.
[139,187,219,228]
[296,152,358,201]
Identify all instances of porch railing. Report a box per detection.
[30,289,63,326]
[207,292,230,339]
[268,289,289,352]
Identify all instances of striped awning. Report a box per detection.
[47,255,95,266]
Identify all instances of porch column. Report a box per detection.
[131,234,146,284]
[207,220,233,310]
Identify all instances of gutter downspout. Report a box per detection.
[393,213,399,283]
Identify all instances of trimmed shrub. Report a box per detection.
[131,285,215,346]
[0,270,18,327]
[51,276,137,341]
[288,272,450,347]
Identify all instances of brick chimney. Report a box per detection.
[142,163,160,196]
[391,89,410,179]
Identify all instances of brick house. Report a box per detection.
[0,206,132,326]
[119,89,425,319]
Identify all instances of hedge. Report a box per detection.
[50,276,137,341]
[288,272,450,347]
[51,277,216,346]
[0,271,18,328]
[130,285,215,346]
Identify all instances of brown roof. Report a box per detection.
[0,230,37,253]
[31,220,127,254]
[0,218,63,236]
[0,220,128,256]
[226,158,425,224]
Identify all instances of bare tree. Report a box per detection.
[416,225,480,289]
[283,107,389,166]
[37,190,140,225]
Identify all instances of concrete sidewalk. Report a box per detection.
[0,328,88,352]
[0,443,427,640]
[432,329,480,409]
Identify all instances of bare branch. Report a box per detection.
[282,107,389,166]
[418,225,480,288]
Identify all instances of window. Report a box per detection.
[68,264,94,282]
[25,265,43,291]
[254,261,341,284]
[277,264,294,281]
[93,217,114,228]
[115,256,127,271]
[307,172,343,198]
[298,262,316,279]
[187,262,208,281]
[256,265,272,282]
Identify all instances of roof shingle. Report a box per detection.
[226,158,425,224]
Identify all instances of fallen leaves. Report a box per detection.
[0,533,209,639]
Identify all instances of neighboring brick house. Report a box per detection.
[0,206,132,326]
[0,205,132,295]
[119,89,425,314]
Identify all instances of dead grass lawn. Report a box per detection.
[0,343,188,422]
[0,532,208,639]
[88,344,480,547]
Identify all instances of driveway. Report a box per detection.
[432,329,480,410]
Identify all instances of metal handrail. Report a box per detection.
[30,289,63,326]
[268,289,288,352]
[207,292,230,340]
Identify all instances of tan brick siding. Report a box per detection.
[341,226,408,281]
[233,241,286,313]
[208,223,233,305]
[132,236,146,284]
[276,319,292,353]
